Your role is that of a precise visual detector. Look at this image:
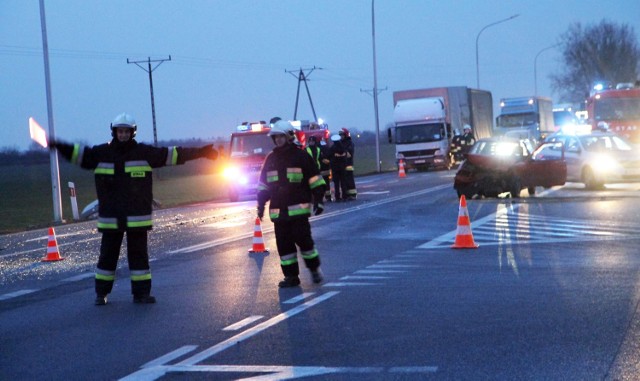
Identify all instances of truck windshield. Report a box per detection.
[594,98,640,121]
[496,113,537,128]
[395,123,445,144]
[230,134,273,158]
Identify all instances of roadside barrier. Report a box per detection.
[451,195,479,249]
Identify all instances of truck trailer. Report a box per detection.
[388,86,493,171]
[494,96,554,143]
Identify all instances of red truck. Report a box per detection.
[222,120,330,201]
[586,82,640,143]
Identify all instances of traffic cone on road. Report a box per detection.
[451,195,479,249]
[42,227,64,261]
[398,159,407,178]
[248,218,269,254]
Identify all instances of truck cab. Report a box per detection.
[495,96,554,143]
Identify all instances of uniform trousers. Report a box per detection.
[96,230,151,297]
[274,218,320,277]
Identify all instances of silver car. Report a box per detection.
[544,131,640,189]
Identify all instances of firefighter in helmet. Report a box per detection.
[256,120,326,287]
[48,113,219,305]
[339,128,357,200]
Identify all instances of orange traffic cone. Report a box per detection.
[398,159,407,178]
[451,195,479,249]
[248,218,269,254]
[42,227,64,261]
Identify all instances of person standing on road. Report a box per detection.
[329,134,348,202]
[340,128,357,200]
[459,124,476,154]
[319,137,333,202]
[48,113,219,305]
[256,120,326,288]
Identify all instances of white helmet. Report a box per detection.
[268,120,296,144]
[110,113,137,137]
[463,124,472,132]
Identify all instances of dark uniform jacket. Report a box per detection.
[257,143,326,222]
[55,138,208,232]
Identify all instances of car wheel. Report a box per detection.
[527,186,536,195]
[509,176,522,198]
[582,167,604,190]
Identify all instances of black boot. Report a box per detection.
[94,294,108,306]
[133,294,156,304]
[278,276,301,288]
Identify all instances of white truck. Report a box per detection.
[494,96,554,143]
[388,86,493,171]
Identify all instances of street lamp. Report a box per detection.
[475,14,520,88]
[534,42,562,96]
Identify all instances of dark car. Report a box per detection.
[453,137,567,198]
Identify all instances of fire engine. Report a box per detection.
[586,82,640,143]
[222,120,330,202]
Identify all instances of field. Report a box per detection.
[0,144,397,234]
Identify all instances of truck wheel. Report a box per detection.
[527,186,536,196]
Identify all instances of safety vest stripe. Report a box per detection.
[301,248,319,260]
[95,273,115,281]
[345,165,354,171]
[306,147,320,168]
[286,167,303,182]
[288,203,311,216]
[124,165,152,173]
[97,217,118,229]
[95,162,115,175]
[71,144,82,165]
[267,170,278,183]
[165,146,178,166]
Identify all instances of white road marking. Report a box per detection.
[283,293,315,304]
[322,282,382,287]
[60,273,94,282]
[223,315,264,331]
[141,346,198,368]
[340,275,392,280]
[0,289,38,301]
[355,269,408,274]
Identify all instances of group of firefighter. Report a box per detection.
[305,126,357,203]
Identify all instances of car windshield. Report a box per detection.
[230,134,273,157]
[470,140,525,157]
[497,113,536,128]
[395,123,445,143]
[579,135,632,152]
[594,97,640,121]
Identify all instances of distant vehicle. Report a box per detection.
[494,96,554,143]
[543,131,640,189]
[553,109,576,131]
[388,87,493,171]
[453,137,566,198]
[586,82,640,143]
[222,120,329,202]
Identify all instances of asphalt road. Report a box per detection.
[2,170,640,380]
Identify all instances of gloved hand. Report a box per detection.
[257,205,265,221]
[313,202,324,216]
[199,144,218,160]
[47,138,57,150]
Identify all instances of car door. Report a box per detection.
[562,136,582,181]
[518,142,567,187]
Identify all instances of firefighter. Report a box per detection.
[319,138,333,202]
[256,120,326,287]
[460,124,476,154]
[329,134,348,201]
[340,128,357,200]
[305,135,322,170]
[48,113,219,305]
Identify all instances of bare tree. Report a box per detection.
[550,20,640,104]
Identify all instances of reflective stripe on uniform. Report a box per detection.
[280,253,298,266]
[286,167,303,182]
[127,215,153,228]
[125,160,152,173]
[288,203,311,216]
[95,162,115,175]
[95,268,115,281]
[308,175,325,189]
[165,146,178,166]
[71,144,83,165]
[130,269,152,281]
[257,181,268,191]
[267,170,278,183]
[269,208,280,219]
[301,248,319,260]
[97,217,118,229]
[345,165,354,171]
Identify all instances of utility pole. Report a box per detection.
[127,56,171,146]
[286,67,321,121]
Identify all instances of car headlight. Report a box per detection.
[590,154,620,174]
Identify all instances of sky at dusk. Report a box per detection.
[1,0,639,151]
